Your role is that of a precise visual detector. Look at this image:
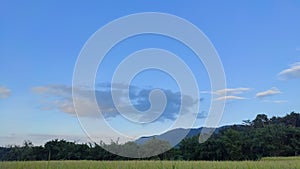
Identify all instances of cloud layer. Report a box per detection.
[278,62,300,80]
[0,86,11,99]
[32,84,201,121]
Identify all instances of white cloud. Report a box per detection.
[256,87,281,98]
[0,86,11,99]
[214,95,246,101]
[278,62,300,80]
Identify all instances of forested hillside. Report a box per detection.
[180,112,300,160]
[0,112,299,161]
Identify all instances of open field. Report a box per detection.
[0,157,299,169]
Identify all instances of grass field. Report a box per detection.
[0,157,299,169]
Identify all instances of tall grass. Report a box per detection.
[0,157,299,169]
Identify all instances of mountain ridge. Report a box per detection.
[135,126,230,146]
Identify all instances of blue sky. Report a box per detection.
[1,0,300,145]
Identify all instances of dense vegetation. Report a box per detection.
[0,112,299,161]
[180,112,300,160]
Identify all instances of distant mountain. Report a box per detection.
[135,127,225,146]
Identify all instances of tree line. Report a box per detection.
[0,112,299,161]
[180,112,300,160]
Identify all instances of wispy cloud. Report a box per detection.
[32,85,100,117]
[256,87,281,99]
[214,88,251,95]
[262,100,288,104]
[278,62,300,80]
[202,87,250,101]
[214,95,246,101]
[0,86,11,99]
[32,84,200,121]
[201,88,251,95]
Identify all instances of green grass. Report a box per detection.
[0,157,299,169]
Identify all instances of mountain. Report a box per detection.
[135,127,225,146]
